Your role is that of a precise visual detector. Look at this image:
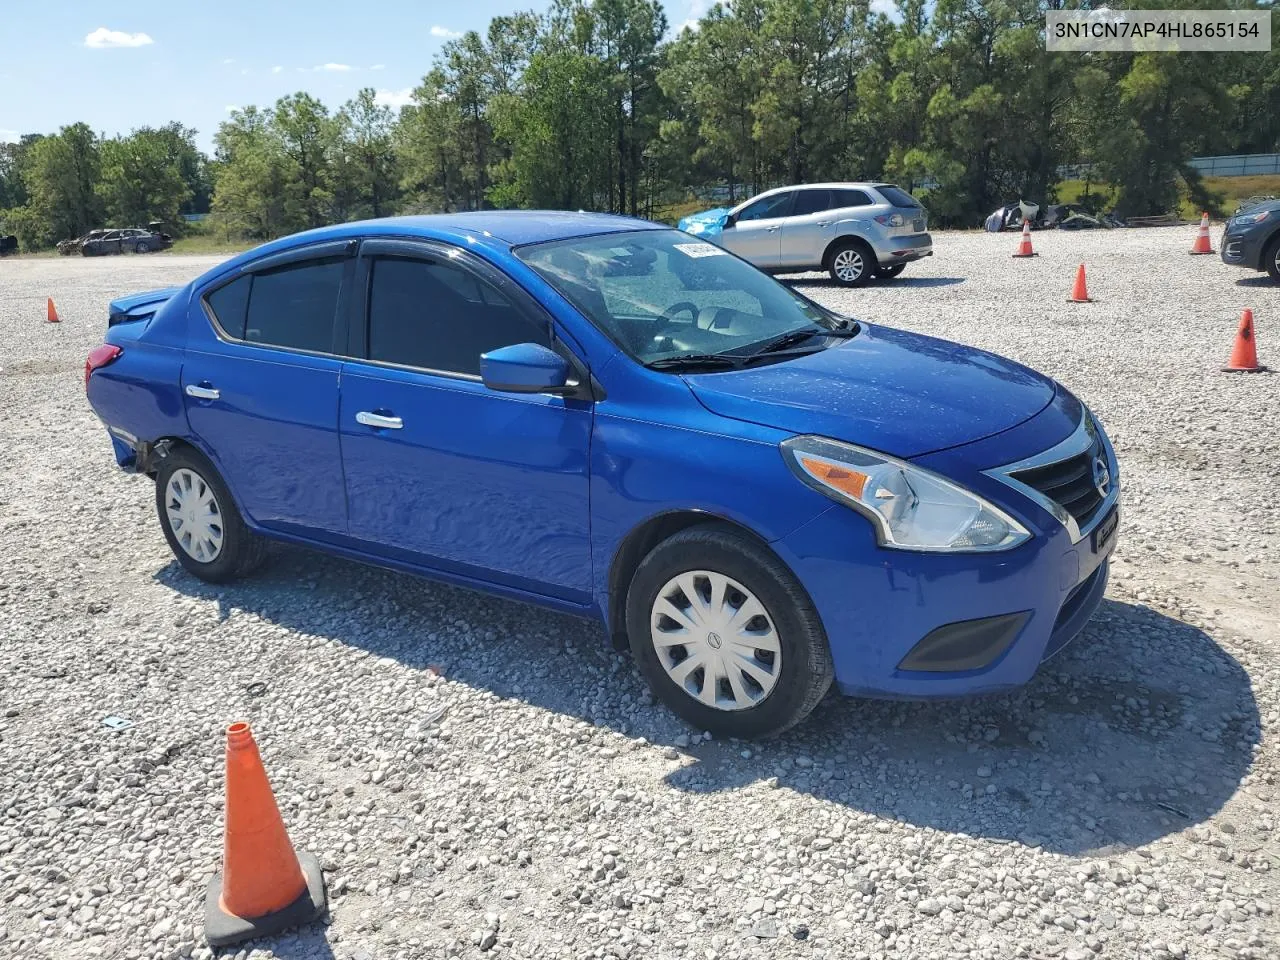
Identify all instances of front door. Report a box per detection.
[338,239,594,603]
[717,191,794,268]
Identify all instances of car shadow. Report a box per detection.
[781,275,966,289]
[156,543,1259,858]
[1233,275,1276,287]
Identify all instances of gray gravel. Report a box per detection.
[1,229,1277,960]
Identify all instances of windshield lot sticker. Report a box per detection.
[673,242,728,258]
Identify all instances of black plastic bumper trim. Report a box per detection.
[898,611,1030,673]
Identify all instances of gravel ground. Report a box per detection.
[1,228,1277,960]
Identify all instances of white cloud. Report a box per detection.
[84,27,154,49]
[374,87,415,109]
[870,0,898,17]
[430,25,461,38]
[370,64,386,71]
[319,63,353,72]
[224,105,239,113]
[240,68,251,75]
[222,57,235,64]
[272,65,283,74]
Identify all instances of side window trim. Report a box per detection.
[242,239,356,276]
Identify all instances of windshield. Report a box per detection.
[515,229,841,365]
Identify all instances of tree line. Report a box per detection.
[2,0,1277,249]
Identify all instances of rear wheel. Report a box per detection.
[155,448,266,583]
[625,523,834,738]
[135,241,150,254]
[876,263,907,279]
[1265,235,1280,283]
[826,240,873,287]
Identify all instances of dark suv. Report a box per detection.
[1221,199,1280,282]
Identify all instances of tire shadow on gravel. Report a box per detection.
[1233,275,1276,288]
[156,551,1259,858]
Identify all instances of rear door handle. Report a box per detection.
[767,226,780,232]
[356,411,403,430]
[185,383,220,400]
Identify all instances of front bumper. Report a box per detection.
[1220,228,1269,269]
[773,397,1117,699]
[876,233,933,266]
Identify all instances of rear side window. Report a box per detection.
[875,185,921,208]
[367,257,549,376]
[831,189,873,209]
[205,275,251,339]
[244,259,344,353]
[791,190,831,217]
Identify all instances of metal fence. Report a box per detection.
[1184,153,1280,177]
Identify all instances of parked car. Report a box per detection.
[1221,198,1280,282]
[85,213,1118,738]
[58,229,110,255]
[82,227,173,256]
[677,182,933,286]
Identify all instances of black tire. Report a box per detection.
[135,241,150,254]
[154,447,267,583]
[825,239,874,287]
[876,263,907,279]
[625,523,834,739]
[1265,235,1280,283]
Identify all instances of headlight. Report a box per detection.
[1232,209,1270,226]
[781,436,1031,552]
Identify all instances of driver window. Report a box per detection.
[736,192,793,222]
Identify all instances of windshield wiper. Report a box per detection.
[748,324,857,357]
[645,353,745,371]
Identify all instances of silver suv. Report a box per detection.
[679,182,932,286]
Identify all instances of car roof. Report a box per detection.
[209,211,666,279]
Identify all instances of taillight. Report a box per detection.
[85,344,123,388]
[874,213,905,227]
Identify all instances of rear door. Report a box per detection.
[338,238,594,603]
[718,191,794,268]
[778,188,834,269]
[183,241,353,540]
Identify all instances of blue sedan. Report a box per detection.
[85,212,1119,738]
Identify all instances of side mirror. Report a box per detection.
[720,213,735,229]
[480,342,573,394]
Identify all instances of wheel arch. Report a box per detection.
[605,509,781,651]
[821,233,875,270]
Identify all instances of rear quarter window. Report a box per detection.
[244,259,344,353]
[205,275,251,339]
[831,189,873,209]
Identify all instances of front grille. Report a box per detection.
[1009,436,1106,527]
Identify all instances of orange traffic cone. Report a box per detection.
[1223,309,1266,373]
[46,298,60,323]
[1190,212,1214,255]
[204,722,326,947]
[1012,220,1037,258]
[1067,264,1093,303]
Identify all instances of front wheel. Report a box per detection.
[135,241,150,254]
[827,241,873,287]
[1265,236,1280,283]
[155,448,267,583]
[625,523,834,738]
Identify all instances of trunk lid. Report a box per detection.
[108,286,183,326]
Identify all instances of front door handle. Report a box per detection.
[356,411,403,430]
[816,220,833,227]
[767,225,780,232]
[185,383,220,400]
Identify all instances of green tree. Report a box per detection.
[21,123,103,242]
[98,126,193,227]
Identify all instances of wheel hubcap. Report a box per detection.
[833,249,864,282]
[650,570,781,711]
[165,468,224,563]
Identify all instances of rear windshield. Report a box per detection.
[875,185,921,208]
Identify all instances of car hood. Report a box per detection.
[677,206,731,239]
[683,323,1057,459]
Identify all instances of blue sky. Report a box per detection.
[0,0,723,153]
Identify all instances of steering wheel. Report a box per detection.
[662,301,701,325]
